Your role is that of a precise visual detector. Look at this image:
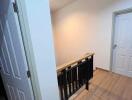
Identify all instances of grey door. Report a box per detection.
[112,12,132,77]
[0,0,34,100]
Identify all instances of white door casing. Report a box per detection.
[112,12,132,77]
[0,0,34,100]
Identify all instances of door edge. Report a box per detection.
[15,0,42,100]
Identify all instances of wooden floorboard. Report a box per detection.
[73,69,132,100]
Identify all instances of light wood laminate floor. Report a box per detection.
[73,69,132,100]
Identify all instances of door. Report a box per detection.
[0,0,34,100]
[112,11,132,77]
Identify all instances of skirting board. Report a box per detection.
[95,67,110,72]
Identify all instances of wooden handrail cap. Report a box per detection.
[57,53,94,72]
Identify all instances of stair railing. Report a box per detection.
[57,53,94,100]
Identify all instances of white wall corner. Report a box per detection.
[24,0,60,100]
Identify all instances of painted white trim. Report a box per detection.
[15,0,41,100]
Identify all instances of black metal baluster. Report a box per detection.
[63,69,68,100]
[76,66,79,90]
[90,55,93,78]
[74,66,78,91]
[85,58,89,90]
[78,61,84,88]
[82,62,86,84]
[72,67,77,92]
[67,67,72,97]
[77,62,80,88]
[58,72,64,100]
[78,64,81,88]
[71,67,75,93]
[81,63,85,86]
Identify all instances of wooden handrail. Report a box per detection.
[57,53,94,72]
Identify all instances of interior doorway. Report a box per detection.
[111,9,132,77]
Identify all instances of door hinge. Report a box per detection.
[13,2,18,13]
[27,70,31,78]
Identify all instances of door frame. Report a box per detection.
[15,0,41,100]
[110,7,132,72]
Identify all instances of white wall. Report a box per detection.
[24,0,60,100]
[52,0,132,70]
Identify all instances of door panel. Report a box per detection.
[113,12,132,77]
[0,0,34,100]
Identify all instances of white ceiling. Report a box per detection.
[50,0,77,12]
[49,0,119,12]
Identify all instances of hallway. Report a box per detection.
[74,69,132,100]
